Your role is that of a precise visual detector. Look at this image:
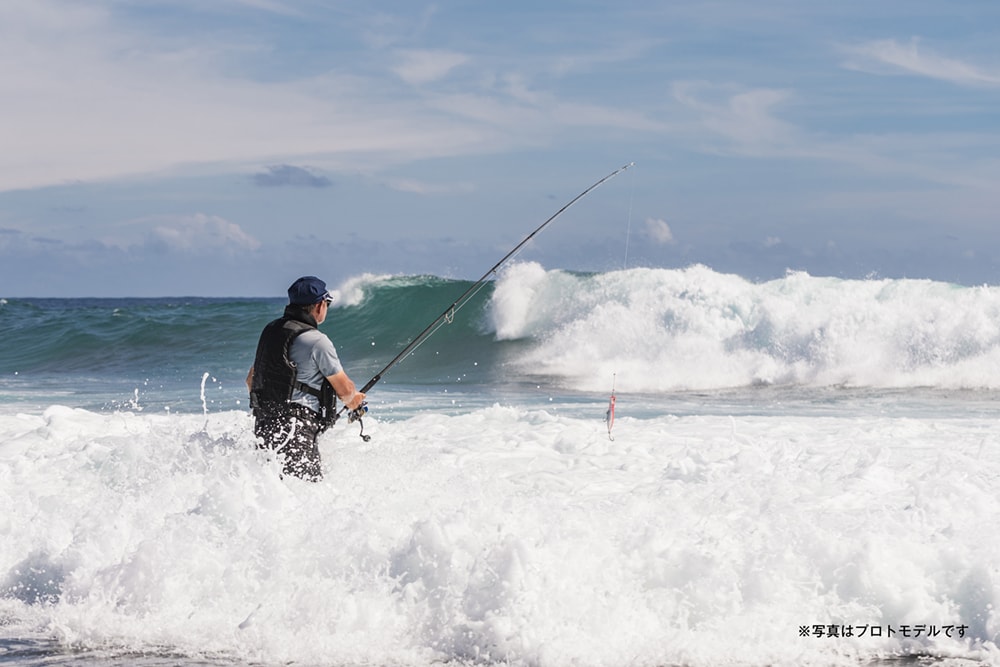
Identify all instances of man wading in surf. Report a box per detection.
[246,276,366,481]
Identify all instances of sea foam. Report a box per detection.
[1,403,997,666]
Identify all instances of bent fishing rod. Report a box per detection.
[341,162,635,438]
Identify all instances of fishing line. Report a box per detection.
[340,162,635,437]
[622,165,635,270]
[606,166,635,441]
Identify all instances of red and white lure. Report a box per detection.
[605,373,617,441]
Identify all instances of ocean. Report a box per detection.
[1,262,998,667]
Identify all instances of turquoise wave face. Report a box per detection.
[0,282,510,413]
[329,275,504,387]
[0,298,275,375]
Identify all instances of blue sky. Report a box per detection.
[1,0,999,297]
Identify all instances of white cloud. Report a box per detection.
[0,2,678,196]
[842,38,1000,87]
[253,165,332,188]
[386,179,476,195]
[148,214,261,254]
[392,49,469,85]
[645,218,675,244]
[0,4,487,192]
[672,82,796,149]
[0,2,680,195]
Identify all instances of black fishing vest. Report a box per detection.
[250,306,337,427]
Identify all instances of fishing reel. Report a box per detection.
[348,401,370,442]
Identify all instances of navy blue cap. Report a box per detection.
[287,276,332,305]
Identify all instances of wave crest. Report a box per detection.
[483,263,1000,392]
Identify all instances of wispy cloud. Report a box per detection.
[385,179,475,195]
[672,82,797,150]
[253,165,332,188]
[0,4,489,191]
[225,0,301,16]
[392,49,469,85]
[0,2,680,194]
[549,40,658,77]
[842,38,1000,87]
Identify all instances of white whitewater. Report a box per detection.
[1,401,997,666]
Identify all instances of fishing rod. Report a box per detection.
[341,162,635,438]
